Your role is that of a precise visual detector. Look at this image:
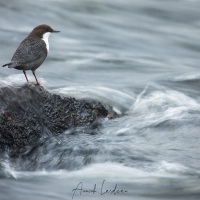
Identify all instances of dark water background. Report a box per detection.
[0,0,200,199]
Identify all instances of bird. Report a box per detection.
[2,24,60,85]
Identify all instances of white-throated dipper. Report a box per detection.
[2,24,60,85]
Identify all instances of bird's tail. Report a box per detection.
[2,62,12,67]
[2,62,17,68]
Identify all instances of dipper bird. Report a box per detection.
[2,24,60,85]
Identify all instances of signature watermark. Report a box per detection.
[72,180,128,199]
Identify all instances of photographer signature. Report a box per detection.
[72,180,128,199]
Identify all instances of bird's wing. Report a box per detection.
[11,37,47,66]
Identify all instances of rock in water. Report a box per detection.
[0,84,110,154]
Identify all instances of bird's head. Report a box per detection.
[29,24,60,39]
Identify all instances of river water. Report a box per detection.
[0,0,200,199]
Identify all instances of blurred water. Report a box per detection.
[1,0,200,199]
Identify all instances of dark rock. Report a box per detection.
[0,84,112,155]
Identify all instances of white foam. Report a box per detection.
[2,160,18,179]
[116,127,130,134]
[7,162,177,180]
[156,161,193,174]
[173,73,200,81]
[132,88,200,122]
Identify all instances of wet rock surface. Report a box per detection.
[0,84,111,155]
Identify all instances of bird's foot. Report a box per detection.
[27,82,43,89]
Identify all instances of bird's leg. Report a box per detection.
[23,70,29,82]
[32,70,39,85]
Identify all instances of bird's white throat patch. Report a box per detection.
[42,32,51,52]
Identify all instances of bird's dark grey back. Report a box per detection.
[11,37,47,70]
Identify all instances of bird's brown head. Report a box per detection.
[29,24,60,38]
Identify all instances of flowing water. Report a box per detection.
[0,0,200,199]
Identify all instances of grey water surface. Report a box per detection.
[0,0,200,199]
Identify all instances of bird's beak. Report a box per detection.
[52,30,60,33]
